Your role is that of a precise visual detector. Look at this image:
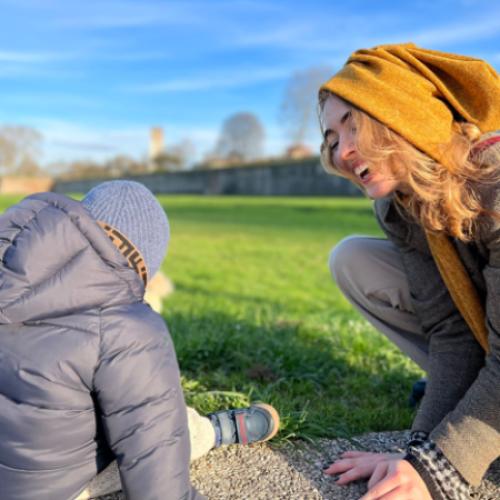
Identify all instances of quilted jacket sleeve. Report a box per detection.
[93,303,204,500]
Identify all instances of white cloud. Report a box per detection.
[0,50,84,79]
[392,15,500,46]
[93,50,174,62]
[0,50,71,63]
[223,9,402,53]
[126,67,293,93]
[54,1,203,29]
[51,0,288,31]
[0,65,82,79]
[19,118,148,164]
[232,23,315,48]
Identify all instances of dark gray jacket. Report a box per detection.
[374,155,500,486]
[0,193,200,500]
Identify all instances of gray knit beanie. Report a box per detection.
[82,180,169,279]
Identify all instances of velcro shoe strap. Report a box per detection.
[212,410,236,446]
[233,410,250,445]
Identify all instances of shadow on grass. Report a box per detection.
[166,309,418,442]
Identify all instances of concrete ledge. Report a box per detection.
[95,431,499,499]
[0,176,53,194]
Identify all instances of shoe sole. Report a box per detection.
[254,403,280,442]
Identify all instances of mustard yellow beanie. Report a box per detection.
[320,43,500,165]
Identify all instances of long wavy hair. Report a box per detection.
[318,89,500,241]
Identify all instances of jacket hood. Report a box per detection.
[0,192,144,324]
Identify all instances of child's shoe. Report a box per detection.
[208,403,279,446]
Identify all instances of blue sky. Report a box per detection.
[1,0,500,168]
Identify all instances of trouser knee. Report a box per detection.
[329,236,372,296]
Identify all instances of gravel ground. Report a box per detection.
[96,431,499,499]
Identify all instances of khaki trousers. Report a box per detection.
[329,236,429,371]
[75,407,215,499]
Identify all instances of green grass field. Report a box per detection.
[0,194,423,442]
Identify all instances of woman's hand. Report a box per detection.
[323,451,404,485]
[360,458,432,500]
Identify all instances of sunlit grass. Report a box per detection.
[158,196,422,440]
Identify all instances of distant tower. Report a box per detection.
[149,127,165,160]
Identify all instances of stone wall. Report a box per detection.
[53,157,362,196]
[0,176,54,194]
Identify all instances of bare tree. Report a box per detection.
[150,138,196,172]
[280,66,333,146]
[56,155,151,180]
[104,155,146,177]
[150,151,184,172]
[15,156,44,177]
[57,160,107,181]
[0,126,43,176]
[168,139,196,169]
[213,112,265,162]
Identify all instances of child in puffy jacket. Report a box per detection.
[0,180,278,500]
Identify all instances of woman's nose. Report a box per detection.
[339,138,355,161]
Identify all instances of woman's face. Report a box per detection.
[321,94,402,199]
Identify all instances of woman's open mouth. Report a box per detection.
[353,164,372,184]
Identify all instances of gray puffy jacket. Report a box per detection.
[0,193,200,500]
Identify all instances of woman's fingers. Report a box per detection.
[324,457,384,485]
[362,464,397,499]
[341,450,376,458]
[367,461,390,490]
[362,459,432,500]
[323,459,355,475]
[324,454,431,499]
[323,452,407,487]
[340,451,403,461]
[335,463,376,485]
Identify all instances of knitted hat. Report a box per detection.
[320,43,500,167]
[82,180,169,280]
